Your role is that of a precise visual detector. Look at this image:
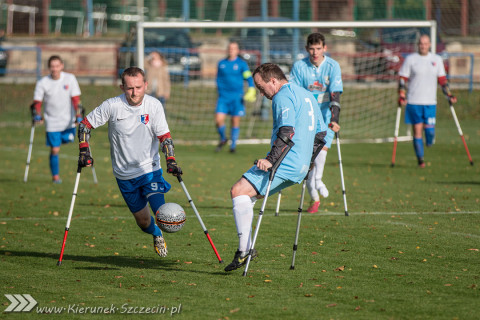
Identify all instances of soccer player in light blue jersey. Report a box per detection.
[224,63,327,272]
[215,41,256,153]
[290,33,343,213]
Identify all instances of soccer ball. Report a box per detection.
[155,203,186,233]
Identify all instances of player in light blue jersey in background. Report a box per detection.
[225,63,327,272]
[215,41,256,153]
[290,33,343,213]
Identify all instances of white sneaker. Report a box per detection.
[318,184,329,198]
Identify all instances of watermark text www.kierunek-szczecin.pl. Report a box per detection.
[4,295,182,315]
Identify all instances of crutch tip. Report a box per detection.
[290,266,295,270]
[56,261,62,266]
[390,163,395,168]
[219,260,224,264]
[345,212,349,217]
[470,161,474,166]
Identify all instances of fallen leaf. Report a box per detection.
[467,248,479,251]
[230,308,240,313]
[335,266,345,271]
[326,303,337,307]
[304,294,313,297]
[264,280,272,283]
[184,261,193,264]
[355,306,361,311]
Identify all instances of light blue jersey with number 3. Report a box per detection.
[271,83,327,183]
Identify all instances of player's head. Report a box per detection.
[306,33,327,67]
[252,63,287,100]
[47,55,64,80]
[120,67,147,106]
[227,41,240,60]
[418,34,431,56]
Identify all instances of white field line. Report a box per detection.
[386,220,480,238]
[1,210,479,222]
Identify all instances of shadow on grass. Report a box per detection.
[0,250,227,275]
[435,180,480,185]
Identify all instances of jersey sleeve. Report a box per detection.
[273,95,296,129]
[241,61,254,87]
[435,55,447,78]
[33,79,45,102]
[330,62,343,93]
[398,55,412,78]
[69,74,81,97]
[151,101,170,137]
[86,99,113,129]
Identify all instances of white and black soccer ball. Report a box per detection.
[155,203,186,233]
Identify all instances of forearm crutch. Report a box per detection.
[449,104,474,166]
[274,191,282,216]
[243,142,294,277]
[57,165,82,266]
[290,142,323,270]
[336,132,349,216]
[177,175,223,263]
[23,123,36,183]
[89,146,98,184]
[391,106,402,167]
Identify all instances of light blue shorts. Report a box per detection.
[242,165,295,197]
[46,127,76,147]
[116,169,171,213]
[216,95,245,117]
[405,104,436,125]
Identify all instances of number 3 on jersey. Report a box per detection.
[305,98,315,131]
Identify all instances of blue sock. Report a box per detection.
[230,127,240,150]
[49,154,59,176]
[217,125,226,142]
[148,193,165,215]
[413,138,424,160]
[425,127,435,146]
[141,215,163,237]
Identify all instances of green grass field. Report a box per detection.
[0,84,479,319]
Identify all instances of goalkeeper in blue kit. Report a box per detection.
[215,41,256,153]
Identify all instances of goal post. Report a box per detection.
[132,20,438,144]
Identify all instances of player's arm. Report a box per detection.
[71,95,84,123]
[329,92,342,132]
[438,76,457,104]
[265,126,295,165]
[398,76,408,107]
[31,100,43,124]
[158,132,182,176]
[78,118,94,167]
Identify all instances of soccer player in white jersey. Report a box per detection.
[224,63,327,272]
[289,33,343,213]
[77,67,183,258]
[398,34,456,168]
[32,55,82,183]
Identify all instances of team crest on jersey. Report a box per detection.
[140,114,149,125]
[431,61,437,67]
[64,85,69,90]
[324,76,330,85]
[308,81,324,91]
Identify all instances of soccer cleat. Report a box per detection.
[307,201,320,213]
[229,148,236,154]
[215,140,228,152]
[418,158,425,168]
[153,235,168,257]
[318,184,329,198]
[224,249,258,272]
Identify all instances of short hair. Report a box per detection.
[121,67,146,85]
[252,63,287,83]
[306,33,326,47]
[48,55,63,67]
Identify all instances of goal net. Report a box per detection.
[130,20,438,144]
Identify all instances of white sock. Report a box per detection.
[306,167,319,202]
[232,195,254,252]
[314,149,328,187]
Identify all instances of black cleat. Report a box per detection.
[224,249,258,272]
[215,140,228,152]
[229,148,236,154]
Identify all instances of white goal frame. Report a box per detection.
[136,20,437,71]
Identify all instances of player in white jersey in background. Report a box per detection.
[77,67,183,258]
[289,33,343,213]
[224,63,327,272]
[32,55,82,184]
[398,34,456,168]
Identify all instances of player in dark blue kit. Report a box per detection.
[215,41,256,153]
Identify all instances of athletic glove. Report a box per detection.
[166,158,182,176]
[78,147,94,167]
[398,91,407,107]
[447,94,457,105]
[243,87,256,103]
